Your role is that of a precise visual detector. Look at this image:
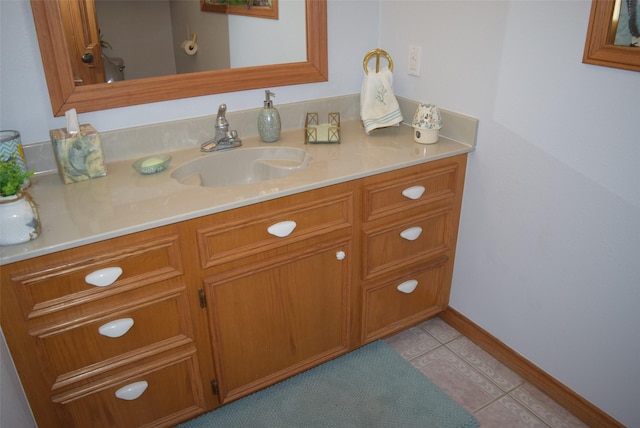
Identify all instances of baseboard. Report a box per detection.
[439,307,623,427]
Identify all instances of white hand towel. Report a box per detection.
[360,67,403,134]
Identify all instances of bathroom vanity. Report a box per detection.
[0,118,474,427]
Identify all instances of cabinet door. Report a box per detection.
[205,239,351,403]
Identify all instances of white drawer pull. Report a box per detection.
[336,250,346,260]
[402,185,425,200]
[400,226,422,241]
[98,318,134,338]
[115,381,148,401]
[397,279,418,294]
[267,220,297,237]
[85,267,123,287]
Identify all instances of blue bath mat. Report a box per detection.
[179,340,479,428]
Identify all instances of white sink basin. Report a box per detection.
[171,146,312,188]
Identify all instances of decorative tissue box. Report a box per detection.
[49,125,107,184]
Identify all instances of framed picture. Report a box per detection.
[583,0,640,72]
[201,0,278,20]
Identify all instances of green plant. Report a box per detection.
[0,155,34,197]
[100,29,112,50]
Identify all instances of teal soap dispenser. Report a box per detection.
[257,90,281,143]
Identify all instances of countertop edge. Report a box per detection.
[1,122,474,265]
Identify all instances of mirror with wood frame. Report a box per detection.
[30,0,327,116]
[583,0,640,72]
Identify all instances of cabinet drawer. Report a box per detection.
[8,231,184,320]
[196,189,352,269]
[362,210,451,280]
[362,260,447,342]
[31,287,194,390]
[362,158,464,222]
[51,348,205,428]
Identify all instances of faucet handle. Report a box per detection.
[200,138,218,152]
[216,104,228,127]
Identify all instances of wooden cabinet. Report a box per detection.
[360,155,467,342]
[0,226,212,428]
[0,155,466,426]
[192,181,354,404]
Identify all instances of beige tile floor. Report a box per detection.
[384,317,588,428]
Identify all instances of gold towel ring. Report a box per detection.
[363,49,394,74]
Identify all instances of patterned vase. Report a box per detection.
[0,192,41,245]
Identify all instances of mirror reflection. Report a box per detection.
[613,0,640,47]
[72,0,306,84]
[31,0,327,115]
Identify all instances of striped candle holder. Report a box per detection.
[0,130,27,174]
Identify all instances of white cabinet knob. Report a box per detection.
[402,185,425,200]
[400,226,423,241]
[85,267,123,287]
[267,220,297,237]
[336,251,346,260]
[115,381,148,401]
[397,279,418,294]
[98,318,134,338]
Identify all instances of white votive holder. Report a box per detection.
[411,103,442,145]
[413,127,439,144]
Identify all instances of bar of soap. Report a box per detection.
[141,157,164,168]
[132,155,171,175]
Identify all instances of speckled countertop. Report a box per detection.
[1,115,477,266]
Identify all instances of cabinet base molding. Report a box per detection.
[439,307,623,428]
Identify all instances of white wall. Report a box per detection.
[96,0,231,78]
[228,0,306,68]
[170,0,230,74]
[1,0,638,426]
[381,1,639,426]
[95,0,177,80]
[1,330,36,428]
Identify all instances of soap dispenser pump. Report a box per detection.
[257,90,281,143]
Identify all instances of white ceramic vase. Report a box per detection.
[0,192,41,245]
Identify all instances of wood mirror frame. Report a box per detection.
[583,0,640,72]
[30,0,327,116]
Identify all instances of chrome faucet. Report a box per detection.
[201,104,242,152]
[214,104,229,142]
